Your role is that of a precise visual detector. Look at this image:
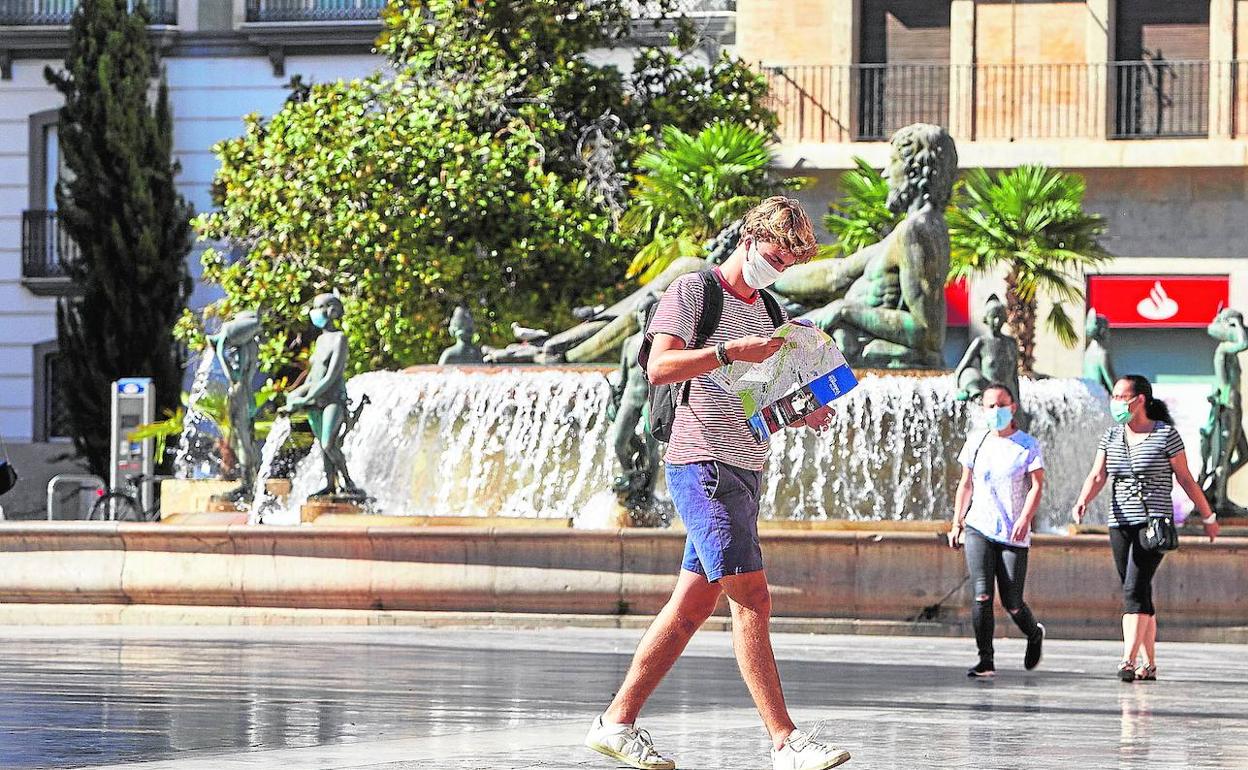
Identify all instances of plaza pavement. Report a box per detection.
[0,625,1242,770]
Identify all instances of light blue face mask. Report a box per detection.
[985,405,1013,431]
[310,309,329,329]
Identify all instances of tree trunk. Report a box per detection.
[1005,269,1037,377]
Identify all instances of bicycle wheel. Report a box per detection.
[88,492,142,522]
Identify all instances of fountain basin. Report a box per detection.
[277,367,1112,530]
[0,523,1243,639]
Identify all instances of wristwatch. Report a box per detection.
[715,342,731,367]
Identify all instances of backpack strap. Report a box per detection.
[759,289,785,330]
[692,271,724,349]
[677,271,724,405]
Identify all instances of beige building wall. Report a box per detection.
[736,0,857,67]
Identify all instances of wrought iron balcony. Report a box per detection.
[21,210,79,295]
[244,0,387,23]
[1113,59,1209,139]
[0,0,175,25]
[765,60,1225,144]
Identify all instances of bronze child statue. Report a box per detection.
[606,293,662,522]
[438,305,485,365]
[953,294,1020,405]
[1199,307,1248,516]
[280,293,367,500]
[207,310,262,501]
[1082,308,1116,394]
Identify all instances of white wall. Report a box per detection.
[0,51,382,440]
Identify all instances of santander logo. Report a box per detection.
[1136,281,1179,321]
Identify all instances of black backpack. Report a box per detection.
[637,271,784,442]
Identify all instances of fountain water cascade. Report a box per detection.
[173,353,222,479]
[280,368,1113,531]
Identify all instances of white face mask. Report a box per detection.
[742,242,783,290]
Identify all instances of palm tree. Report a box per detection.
[949,165,1112,375]
[621,121,802,283]
[822,156,901,258]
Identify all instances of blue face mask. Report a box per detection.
[310,309,329,329]
[985,405,1013,431]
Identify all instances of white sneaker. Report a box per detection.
[772,723,851,770]
[584,715,676,770]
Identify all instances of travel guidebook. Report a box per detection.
[707,320,859,442]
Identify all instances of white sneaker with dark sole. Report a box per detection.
[772,724,852,770]
[584,715,676,770]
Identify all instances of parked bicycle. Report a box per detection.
[87,473,168,522]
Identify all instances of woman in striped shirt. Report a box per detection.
[1072,375,1220,682]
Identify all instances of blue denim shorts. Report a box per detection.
[666,461,764,582]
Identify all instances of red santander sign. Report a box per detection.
[1086,275,1229,328]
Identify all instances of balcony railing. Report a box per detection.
[21,210,78,282]
[764,61,1231,144]
[244,0,387,22]
[857,63,950,141]
[1113,59,1209,138]
[0,0,175,25]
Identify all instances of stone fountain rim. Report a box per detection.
[398,364,954,378]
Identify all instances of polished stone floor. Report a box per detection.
[0,624,1243,769]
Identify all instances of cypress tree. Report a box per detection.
[45,0,192,477]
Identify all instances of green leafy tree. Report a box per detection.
[622,122,803,283]
[822,157,902,258]
[45,0,192,476]
[949,165,1112,375]
[186,0,778,370]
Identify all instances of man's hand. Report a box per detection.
[726,336,784,364]
[1009,517,1033,543]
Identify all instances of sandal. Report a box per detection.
[1118,659,1138,682]
[1135,664,1157,681]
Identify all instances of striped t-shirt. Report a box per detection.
[1098,422,1185,527]
[647,270,787,471]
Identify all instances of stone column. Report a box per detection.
[1210,0,1236,138]
[1085,0,1114,139]
[948,0,976,140]
[1239,1,1248,137]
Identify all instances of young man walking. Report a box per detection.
[585,197,852,770]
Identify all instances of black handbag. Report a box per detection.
[0,461,15,496]
[1140,513,1180,552]
[1121,428,1178,553]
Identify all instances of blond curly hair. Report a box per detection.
[740,196,818,263]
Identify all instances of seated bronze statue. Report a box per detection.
[772,123,958,369]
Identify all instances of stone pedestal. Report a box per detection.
[300,496,369,524]
[159,479,237,517]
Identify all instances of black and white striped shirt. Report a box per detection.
[1098,422,1185,527]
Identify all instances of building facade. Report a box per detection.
[741,0,1248,381]
[0,0,729,517]
[0,0,388,514]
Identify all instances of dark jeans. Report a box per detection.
[1109,523,1164,615]
[964,527,1043,663]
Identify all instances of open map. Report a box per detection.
[706,320,859,441]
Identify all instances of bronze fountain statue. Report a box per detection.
[772,123,958,368]
[206,310,262,501]
[438,305,485,365]
[952,294,1020,404]
[605,293,663,524]
[1199,307,1248,517]
[1082,308,1116,394]
[279,293,368,500]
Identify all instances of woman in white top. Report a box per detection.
[947,383,1046,678]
